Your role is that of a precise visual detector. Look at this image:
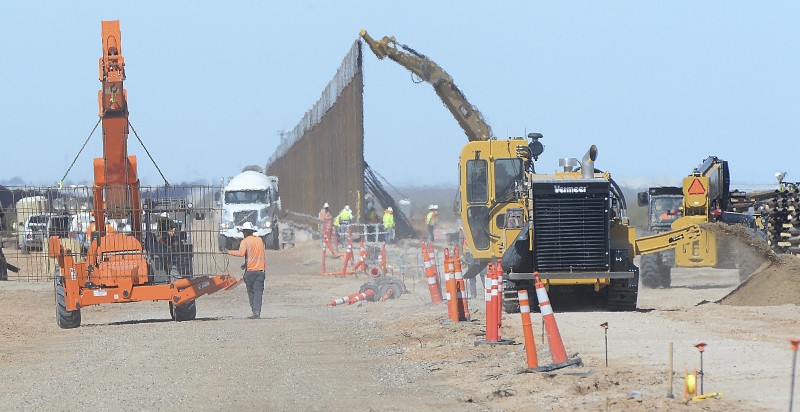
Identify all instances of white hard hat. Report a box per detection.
[387,207,393,212]
[160,212,169,218]
[433,205,439,210]
[429,204,435,210]
[240,222,256,231]
[345,205,351,211]
[323,202,329,208]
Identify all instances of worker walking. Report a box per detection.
[426,205,439,243]
[228,222,266,319]
[318,202,332,238]
[383,207,395,243]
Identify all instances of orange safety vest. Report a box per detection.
[229,235,265,271]
[86,221,114,240]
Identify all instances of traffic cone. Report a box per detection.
[531,272,582,371]
[475,261,514,346]
[353,238,367,273]
[518,289,539,369]
[327,294,351,307]
[349,288,376,304]
[495,259,504,335]
[443,249,459,322]
[380,243,388,273]
[452,247,470,321]
[421,241,443,304]
[321,244,327,274]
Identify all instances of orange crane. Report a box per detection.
[48,20,237,328]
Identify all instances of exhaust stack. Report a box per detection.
[581,145,598,179]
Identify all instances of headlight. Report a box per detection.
[187,202,193,209]
[265,221,272,228]
[220,222,233,229]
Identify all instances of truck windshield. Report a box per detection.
[225,190,268,204]
[650,197,683,226]
[28,215,49,224]
[494,158,523,202]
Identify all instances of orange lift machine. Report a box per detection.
[49,20,237,328]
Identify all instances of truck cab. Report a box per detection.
[218,171,282,251]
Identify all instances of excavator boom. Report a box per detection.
[360,30,493,142]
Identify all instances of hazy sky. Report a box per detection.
[1,2,797,189]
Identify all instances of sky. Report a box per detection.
[0,1,797,189]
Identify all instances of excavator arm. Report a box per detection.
[360,30,493,142]
[634,224,703,255]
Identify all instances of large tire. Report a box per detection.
[659,265,672,288]
[54,278,81,329]
[264,225,280,250]
[170,300,197,321]
[640,254,661,289]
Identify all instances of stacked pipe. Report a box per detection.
[759,183,800,254]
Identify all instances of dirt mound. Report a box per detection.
[719,254,800,306]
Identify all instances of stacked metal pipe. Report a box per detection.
[759,182,800,254]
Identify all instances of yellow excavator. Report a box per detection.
[637,156,787,286]
[361,30,701,311]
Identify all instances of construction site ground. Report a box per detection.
[1,240,799,411]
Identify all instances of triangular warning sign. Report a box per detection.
[687,178,706,195]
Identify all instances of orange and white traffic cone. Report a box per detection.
[349,288,376,304]
[453,247,470,321]
[321,244,327,274]
[518,289,539,369]
[380,243,388,273]
[353,238,367,273]
[495,259,504,336]
[532,272,582,371]
[421,241,443,304]
[328,294,351,307]
[443,249,459,322]
[475,261,514,346]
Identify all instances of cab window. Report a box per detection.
[494,158,523,202]
[466,159,488,204]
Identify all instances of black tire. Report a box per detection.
[170,300,197,321]
[503,289,521,314]
[640,254,660,289]
[659,265,672,288]
[264,225,280,250]
[55,277,81,329]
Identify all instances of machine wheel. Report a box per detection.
[640,254,661,289]
[170,300,197,321]
[659,265,672,288]
[264,225,280,250]
[503,289,521,314]
[55,277,81,329]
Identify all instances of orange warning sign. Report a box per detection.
[687,178,706,195]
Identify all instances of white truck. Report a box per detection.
[15,196,50,251]
[218,171,282,251]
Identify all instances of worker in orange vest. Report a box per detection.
[318,202,332,239]
[85,213,115,244]
[228,222,266,319]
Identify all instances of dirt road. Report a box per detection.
[1,241,798,411]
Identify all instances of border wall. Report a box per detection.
[266,41,364,219]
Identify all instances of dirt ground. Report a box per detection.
[1,237,799,411]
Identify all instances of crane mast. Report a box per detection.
[94,20,141,235]
[360,30,493,142]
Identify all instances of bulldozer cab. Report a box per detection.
[459,138,528,261]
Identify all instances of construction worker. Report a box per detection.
[318,202,332,239]
[228,222,266,319]
[383,207,395,243]
[334,205,352,243]
[426,205,438,243]
[85,212,114,249]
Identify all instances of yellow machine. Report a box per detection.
[637,156,772,286]
[361,30,700,311]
